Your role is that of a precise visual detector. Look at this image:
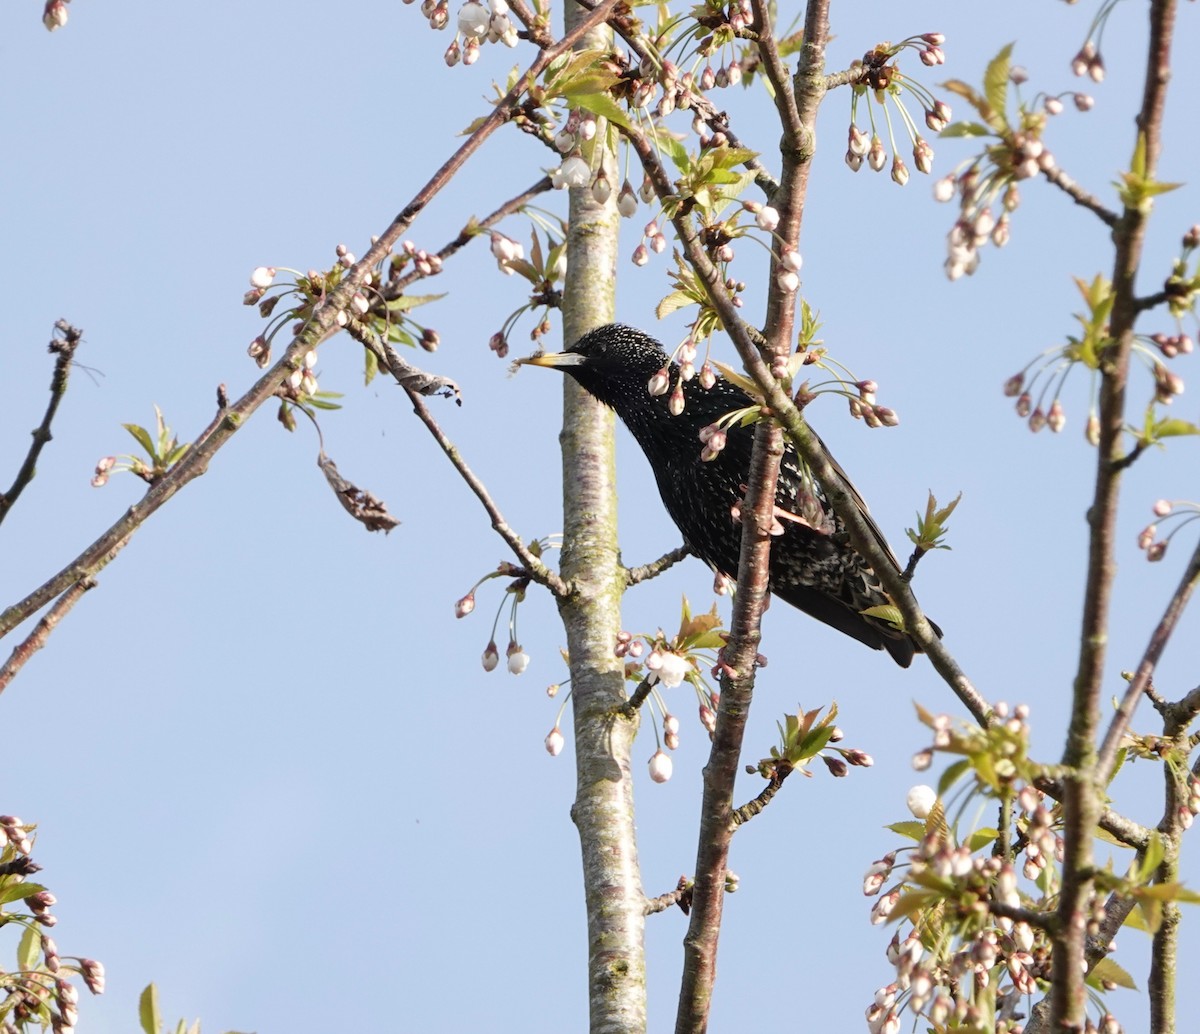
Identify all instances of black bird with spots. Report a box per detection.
[520,323,932,667]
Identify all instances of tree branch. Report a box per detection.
[403,385,567,596]
[0,320,83,527]
[625,545,690,586]
[1096,537,1200,782]
[1053,3,1178,1027]
[0,576,98,694]
[1040,164,1119,228]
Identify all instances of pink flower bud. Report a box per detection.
[1048,399,1066,432]
[617,181,638,218]
[648,367,670,396]
[867,136,886,172]
[455,593,475,618]
[933,175,955,203]
[823,756,849,777]
[482,641,500,671]
[631,243,649,267]
[776,269,799,293]
[80,959,105,996]
[43,1,68,31]
[506,643,529,674]
[545,727,565,756]
[756,205,780,232]
[250,266,276,289]
[591,171,612,204]
[668,385,685,416]
[1153,499,1172,517]
[648,749,673,783]
[871,889,899,924]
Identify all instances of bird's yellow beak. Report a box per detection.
[515,351,587,369]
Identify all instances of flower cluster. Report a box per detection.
[456,561,545,678]
[1137,497,1199,563]
[1000,272,1193,445]
[872,703,1144,1033]
[0,816,105,1034]
[843,35,951,189]
[862,778,1086,1034]
[438,0,519,65]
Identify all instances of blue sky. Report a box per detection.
[1,2,1197,1032]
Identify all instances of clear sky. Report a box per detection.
[1,2,1197,1032]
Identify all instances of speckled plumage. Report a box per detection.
[528,323,929,667]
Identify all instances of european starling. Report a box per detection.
[521,323,931,667]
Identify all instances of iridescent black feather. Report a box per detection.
[528,323,933,666]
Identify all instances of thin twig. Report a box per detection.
[625,545,690,585]
[620,675,656,717]
[731,762,792,826]
[404,387,568,596]
[1040,164,1119,228]
[380,177,554,302]
[0,577,97,694]
[1096,537,1200,782]
[645,880,691,916]
[0,321,83,527]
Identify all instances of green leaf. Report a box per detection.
[886,820,925,842]
[16,924,40,970]
[386,292,447,313]
[0,881,46,905]
[1136,895,1163,933]
[364,346,378,386]
[123,423,158,460]
[939,121,992,139]
[982,43,1014,133]
[140,983,162,1034]
[860,604,903,630]
[656,290,696,320]
[890,890,939,923]
[937,758,972,797]
[966,827,999,852]
[1153,417,1200,439]
[565,88,630,131]
[1134,831,1165,882]
[1088,957,1138,991]
[1123,906,1150,932]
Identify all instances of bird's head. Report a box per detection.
[516,323,671,411]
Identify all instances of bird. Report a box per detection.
[519,323,933,667]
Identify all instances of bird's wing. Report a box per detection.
[811,431,904,573]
